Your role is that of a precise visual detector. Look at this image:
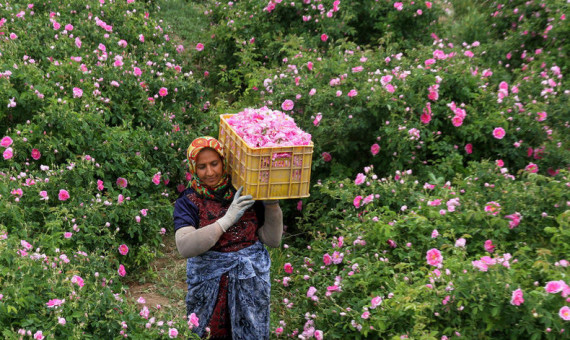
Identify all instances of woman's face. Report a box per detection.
[195,148,224,187]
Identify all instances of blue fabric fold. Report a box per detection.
[185,241,271,339]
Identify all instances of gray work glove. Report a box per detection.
[217,187,255,232]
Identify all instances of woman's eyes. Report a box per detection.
[197,162,218,169]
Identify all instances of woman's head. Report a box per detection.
[187,136,227,188]
[195,148,224,187]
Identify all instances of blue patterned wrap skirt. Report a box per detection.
[185,241,271,339]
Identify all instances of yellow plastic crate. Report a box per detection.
[218,114,313,200]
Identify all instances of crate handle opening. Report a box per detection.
[272,152,292,161]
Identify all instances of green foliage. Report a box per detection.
[194,0,443,95]
[0,229,198,338]
[270,164,570,338]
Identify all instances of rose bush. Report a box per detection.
[193,0,443,94]
[269,163,569,338]
[0,227,199,338]
[0,0,213,268]
[0,0,210,337]
[242,36,567,184]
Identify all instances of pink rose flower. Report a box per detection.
[314,330,323,340]
[480,256,496,266]
[307,286,317,298]
[484,239,495,253]
[196,43,204,51]
[188,312,200,329]
[354,173,366,185]
[73,87,83,98]
[560,306,570,321]
[313,113,322,126]
[370,296,382,309]
[39,191,49,200]
[158,87,168,97]
[455,238,466,247]
[283,263,293,274]
[323,254,332,266]
[1,136,13,147]
[46,298,64,308]
[31,149,41,160]
[505,212,521,229]
[426,248,443,266]
[484,201,501,216]
[152,172,161,185]
[353,195,363,208]
[118,244,129,256]
[536,111,547,121]
[451,116,463,127]
[362,194,374,205]
[427,89,439,101]
[331,251,344,264]
[511,288,524,306]
[58,189,70,201]
[168,328,178,338]
[493,127,506,139]
[371,143,380,155]
[71,275,84,288]
[281,99,294,111]
[3,147,14,160]
[545,280,565,294]
[116,177,128,188]
[118,264,126,277]
[472,260,488,272]
[525,163,538,173]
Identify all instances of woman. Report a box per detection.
[173,136,283,340]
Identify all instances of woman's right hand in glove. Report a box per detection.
[216,187,255,232]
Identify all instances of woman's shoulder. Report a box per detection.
[175,188,198,207]
[176,187,195,199]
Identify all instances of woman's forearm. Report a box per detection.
[175,223,224,258]
[257,204,283,248]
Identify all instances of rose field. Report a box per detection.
[0,0,569,338]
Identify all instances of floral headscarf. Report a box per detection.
[186,136,235,202]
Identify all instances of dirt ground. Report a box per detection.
[126,234,188,313]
